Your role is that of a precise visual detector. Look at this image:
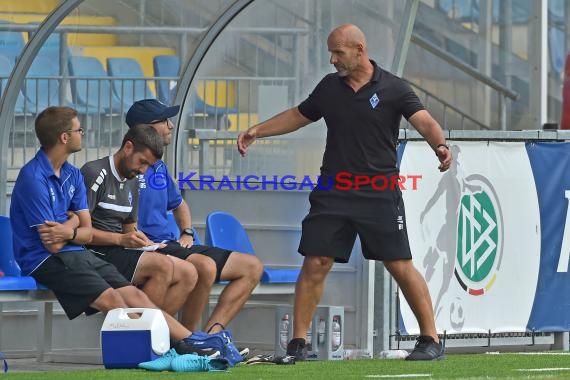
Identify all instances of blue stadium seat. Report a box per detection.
[437,0,530,23]
[23,56,62,113]
[189,84,239,116]
[0,54,28,115]
[107,57,154,112]
[164,212,201,244]
[0,216,39,291]
[549,0,564,23]
[68,55,122,114]
[28,26,69,72]
[205,211,299,283]
[0,27,25,64]
[153,55,238,115]
[548,27,565,77]
[153,55,179,104]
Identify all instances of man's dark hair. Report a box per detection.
[34,106,78,150]
[120,124,163,159]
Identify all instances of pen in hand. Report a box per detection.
[133,226,152,246]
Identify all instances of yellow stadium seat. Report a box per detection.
[196,80,237,109]
[227,113,258,131]
[0,0,58,14]
[2,13,117,46]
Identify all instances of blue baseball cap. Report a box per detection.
[126,99,180,128]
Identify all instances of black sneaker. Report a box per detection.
[238,347,250,360]
[245,354,296,365]
[173,338,220,358]
[286,338,307,361]
[405,336,445,361]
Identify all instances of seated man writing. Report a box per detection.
[81,125,199,318]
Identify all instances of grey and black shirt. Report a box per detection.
[81,156,139,233]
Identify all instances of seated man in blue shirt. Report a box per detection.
[10,106,213,356]
[126,99,263,334]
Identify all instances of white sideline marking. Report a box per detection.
[366,375,431,378]
[515,368,570,372]
[514,352,570,355]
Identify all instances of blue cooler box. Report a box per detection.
[101,308,170,369]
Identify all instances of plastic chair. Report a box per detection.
[0,54,28,114]
[205,211,254,255]
[68,55,122,114]
[23,56,61,113]
[107,57,154,112]
[190,81,238,116]
[205,211,299,283]
[0,216,20,277]
[0,28,25,63]
[153,55,179,104]
[549,27,565,77]
[153,55,238,115]
[0,216,39,290]
[28,27,69,73]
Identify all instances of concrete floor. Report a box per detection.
[6,357,102,373]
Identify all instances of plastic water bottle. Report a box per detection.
[279,314,290,349]
[331,315,342,351]
[317,317,326,346]
[306,321,313,350]
[379,349,409,359]
[343,349,372,360]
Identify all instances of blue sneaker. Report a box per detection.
[171,354,229,372]
[138,348,179,371]
[173,337,220,358]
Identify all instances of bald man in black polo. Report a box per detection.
[238,24,452,361]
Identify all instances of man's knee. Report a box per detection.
[187,255,216,285]
[384,258,414,280]
[241,254,263,280]
[117,285,155,308]
[140,253,174,280]
[173,257,198,288]
[92,288,126,312]
[303,255,334,272]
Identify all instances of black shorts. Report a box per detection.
[298,189,412,263]
[87,245,144,282]
[31,251,131,320]
[158,242,232,281]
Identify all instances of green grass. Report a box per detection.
[8,353,570,379]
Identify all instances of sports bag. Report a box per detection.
[190,329,243,367]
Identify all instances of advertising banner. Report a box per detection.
[397,141,568,334]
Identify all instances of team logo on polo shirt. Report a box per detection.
[369,93,380,109]
[128,191,133,206]
[138,174,147,189]
[68,185,75,198]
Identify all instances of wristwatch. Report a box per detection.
[181,228,195,238]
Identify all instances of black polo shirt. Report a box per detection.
[298,60,424,182]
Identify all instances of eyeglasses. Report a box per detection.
[67,128,85,136]
[149,119,170,125]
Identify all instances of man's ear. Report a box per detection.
[123,140,134,154]
[60,131,69,145]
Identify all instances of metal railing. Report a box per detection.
[5,74,297,177]
[409,83,491,130]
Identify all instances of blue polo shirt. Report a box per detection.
[138,160,182,242]
[10,149,89,275]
